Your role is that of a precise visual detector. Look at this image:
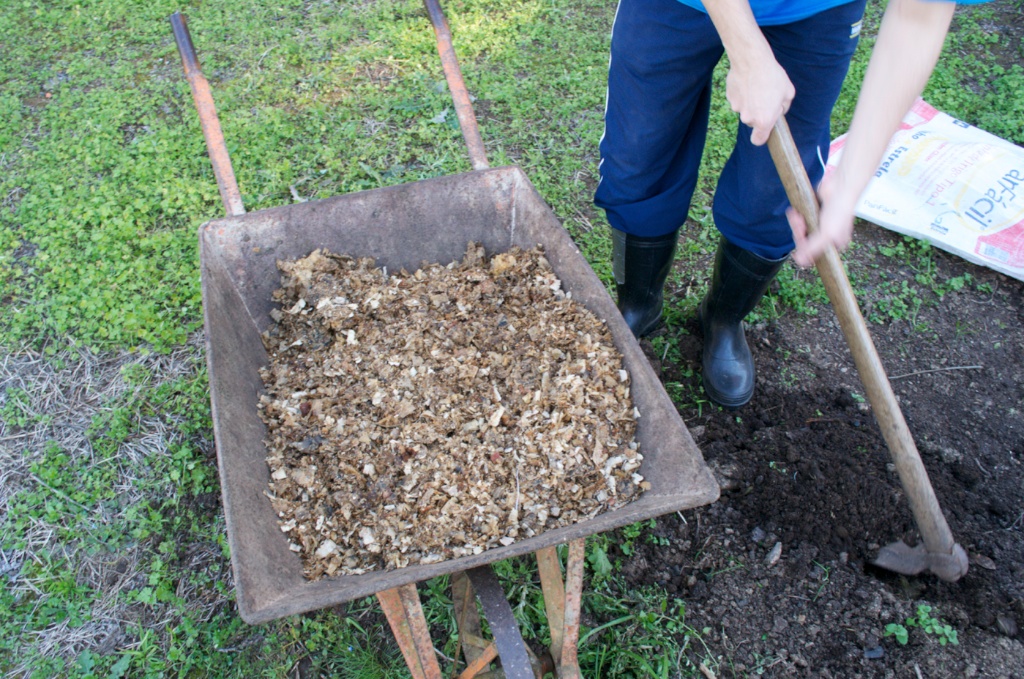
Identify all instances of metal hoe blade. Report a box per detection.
[873,540,969,581]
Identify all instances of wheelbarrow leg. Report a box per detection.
[377,584,443,679]
[535,547,566,667]
[536,544,569,667]
[558,540,585,679]
[537,540,585,678]
[453,571,487,668]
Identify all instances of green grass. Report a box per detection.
[0,0,616,352]
[0,0,1019,676]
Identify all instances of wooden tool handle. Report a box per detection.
[766,118,957,559]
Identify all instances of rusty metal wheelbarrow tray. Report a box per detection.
[203,165,719,624]
[167,1,721,625]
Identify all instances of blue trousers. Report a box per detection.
[594,0,867,260]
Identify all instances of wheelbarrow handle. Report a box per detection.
[423,0,489,171]
[767,118,966,580]
[170,12,246,217]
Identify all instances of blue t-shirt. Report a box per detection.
[677,0,986,26]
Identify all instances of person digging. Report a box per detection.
[596,0,985,409]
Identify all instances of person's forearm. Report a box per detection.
[703,0,772,68]
[830,0,956,213]
[703,0,795,144]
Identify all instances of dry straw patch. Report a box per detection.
[0,337,211,674]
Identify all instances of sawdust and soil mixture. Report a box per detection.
[618,221,1024,677]
[258,244,644,579]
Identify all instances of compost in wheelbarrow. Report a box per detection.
[201,165,719,623]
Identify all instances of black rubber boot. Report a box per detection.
[612,227,679,338]
[699,237,786,409]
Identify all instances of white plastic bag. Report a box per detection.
[827,99,1024,281]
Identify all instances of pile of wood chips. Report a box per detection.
[258,243,646,580]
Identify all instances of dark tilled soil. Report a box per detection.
[619,222,1024,677]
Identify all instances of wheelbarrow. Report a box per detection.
[170,3,718,677]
